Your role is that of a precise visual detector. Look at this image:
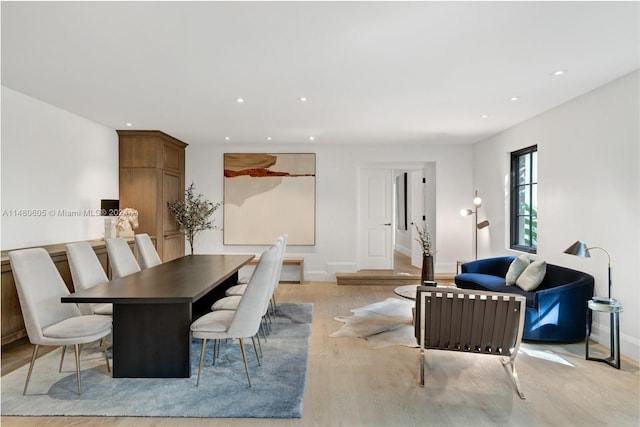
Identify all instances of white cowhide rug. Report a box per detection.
[330,297,419,349]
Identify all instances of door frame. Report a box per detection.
[357,161,436,271]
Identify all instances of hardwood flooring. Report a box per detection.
[2,281,639,426]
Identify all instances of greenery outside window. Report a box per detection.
[510,145,537,253]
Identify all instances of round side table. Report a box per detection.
[586,299,623,369]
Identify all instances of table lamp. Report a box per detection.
[564,240,615,304]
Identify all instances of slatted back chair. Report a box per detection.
[415,286,526,399]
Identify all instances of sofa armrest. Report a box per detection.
[533,277,594,309]
[461,256,516,277]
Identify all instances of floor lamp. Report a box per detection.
[460,191,490,260]
[564,240,615,304]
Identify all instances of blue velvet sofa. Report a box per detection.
[454,256,594,342]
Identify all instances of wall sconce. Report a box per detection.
[460,191,490,259]
[564,241,614,304]
[101,199,119,239]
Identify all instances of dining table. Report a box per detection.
[62,254,254,378]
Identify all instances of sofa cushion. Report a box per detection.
[455,273,536,307]
[505,255,530,285]
[516,260,547,291]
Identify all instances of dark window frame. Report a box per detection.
[510,145,538,254]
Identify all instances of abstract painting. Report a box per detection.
[223,153,316,245]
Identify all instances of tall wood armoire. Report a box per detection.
[117,130,187,262]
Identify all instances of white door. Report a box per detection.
[359,168,393,269]
[410,170,425,268]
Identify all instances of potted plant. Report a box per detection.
[168,182,222,255]
[414,221,435,284]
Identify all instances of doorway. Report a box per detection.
[358,162,436,271]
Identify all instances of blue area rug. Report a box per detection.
[1,303,312,418]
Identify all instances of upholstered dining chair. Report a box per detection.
[105,237,141,278]
[213,237,285,338]
[134,233,162,269]
[191,244,279,387]
[9,248,112,395]
[66,241,113,316]
[225,234,288,314]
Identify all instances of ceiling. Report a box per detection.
[2,1,638,146]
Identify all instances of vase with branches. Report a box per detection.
[414,221,435,284]
[168,182,222,255]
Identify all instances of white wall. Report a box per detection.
[473,70,640,361]
[186,143,473,281]
[1,87,119,249]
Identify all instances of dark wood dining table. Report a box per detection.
[62,254,254,378]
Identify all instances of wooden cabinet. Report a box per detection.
[117,130,187,262]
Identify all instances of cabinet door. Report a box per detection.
[163,171,184,260]
[119,168,160,236]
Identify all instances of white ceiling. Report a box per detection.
[2,1,638,146]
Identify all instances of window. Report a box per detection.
[510,146,537,253]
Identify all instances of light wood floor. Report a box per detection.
[2,281,639,426]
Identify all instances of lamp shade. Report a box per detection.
[564,241,590,258]
[477,220,490,229]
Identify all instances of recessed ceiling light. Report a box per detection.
[551,70,567,76]
[481,115,489,119]
[509,96,520,101]
[266,136,272,141]
[236,97,245,103]
[225,136,231,141]
[299,97,308,102]
[125,122,133,127]
[308,136,315,141]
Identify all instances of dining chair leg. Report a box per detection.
[213,339,221,365]
[23,345,40,395]
[254,333,263,358]
[197,339,206,387]
[73,344,82,395]
[251,335,262,365]
[101,338,111,373]
[260,320,268,343]
[59,345,67,372]
[238,338,252,387]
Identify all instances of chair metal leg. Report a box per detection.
[197,339,206,387]
[254,333,263,358]
[419,349,425,387]
[59,345,67,372]
[101,338,111,373]
[74,344,82,395]
[501,355,526,400]
[251,335,262,365]
[260,320,268,343]
[23,345,40,395]
[213,339,221,365]
[238,338,252,387]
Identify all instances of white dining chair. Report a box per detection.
[213,237,285,339]
[105,237,141,278]
[9,248,112,395]
[134,233,162,269]
[225,234,287,314]
[66,241,113,316]
[191,244,279,387]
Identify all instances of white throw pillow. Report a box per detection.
[505,255,530,286]
[516,260,547,291]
